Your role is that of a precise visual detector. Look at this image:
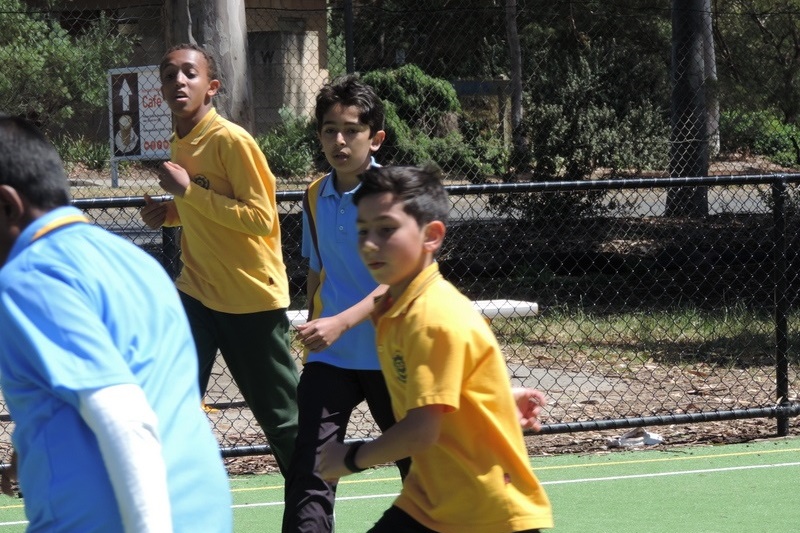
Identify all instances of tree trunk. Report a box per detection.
[505,0,527,169]
[666,0,709,218]
[703,0,719,158]
[344,0,355,73]
[163,0,254,131]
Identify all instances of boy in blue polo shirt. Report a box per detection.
[282,75,410,533]
[0,115,231,532]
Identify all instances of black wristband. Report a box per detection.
[343,441,367,473]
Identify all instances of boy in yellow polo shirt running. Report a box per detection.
[139,44,299,475]
[318,164,553,533]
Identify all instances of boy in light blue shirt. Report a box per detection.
[0,115,231,532]
[282,75,410,533]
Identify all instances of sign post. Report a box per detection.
[107,66,172,187]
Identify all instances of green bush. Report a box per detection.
[520,51,669,181]
[490,40,670,222]
[363,65,507,182]
[0,0,132,130]
[420,132,494,179]
[256,107,316,179]
[363,64,461,135]
[378,99,415,165]
[720,109,800,167]
[719,110,760,152]
[53,134,109,172]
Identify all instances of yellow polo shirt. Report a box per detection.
[162,108,289,313]
[373,262,553,533]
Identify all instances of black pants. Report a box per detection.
[282,362,411,533]
[180,292,300,477]
[369,506,542,533]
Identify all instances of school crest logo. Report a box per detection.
[392,352,406,383]
[193,175,210,189]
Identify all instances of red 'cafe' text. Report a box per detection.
[142,94,163,108]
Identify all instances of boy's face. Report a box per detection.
[318,104,385,182]
[356,192,442,298]
[160,49,219,120]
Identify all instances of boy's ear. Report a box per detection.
[207,79,221,98]
[0,185,23,223]
[423,220,446,253]
[370,129,386,151]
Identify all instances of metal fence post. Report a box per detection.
[772,178,790,436]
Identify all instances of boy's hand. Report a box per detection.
[317,439,350,482]
[512,388,547,431]
[140,194,167,229]
[295,316,347,352]
[158,161,191,197]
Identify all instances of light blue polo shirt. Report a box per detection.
[0,206,232,532]
[301,166,382,370]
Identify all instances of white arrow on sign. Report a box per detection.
[119,79,133,112]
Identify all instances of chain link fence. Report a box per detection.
[1,1,799,458]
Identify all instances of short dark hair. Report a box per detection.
[315,74,385,135]
[160,43,219,81]
[353,163,449,227]
[0,115,70,209]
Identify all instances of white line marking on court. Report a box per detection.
[335,493,401,502]
[232,501,283,509]
[539,461,800,485]
[231,492,402,509]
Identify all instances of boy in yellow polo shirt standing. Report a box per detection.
[318,164,553,533]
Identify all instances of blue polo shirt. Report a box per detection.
[301,167,381,370]
[0,206,232,532]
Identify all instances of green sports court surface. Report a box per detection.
[0,436,798,532]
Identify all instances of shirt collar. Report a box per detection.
[170,107,219,146]
[372,262,441,322]
[320,157,380,198]
[7,206,88,263]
